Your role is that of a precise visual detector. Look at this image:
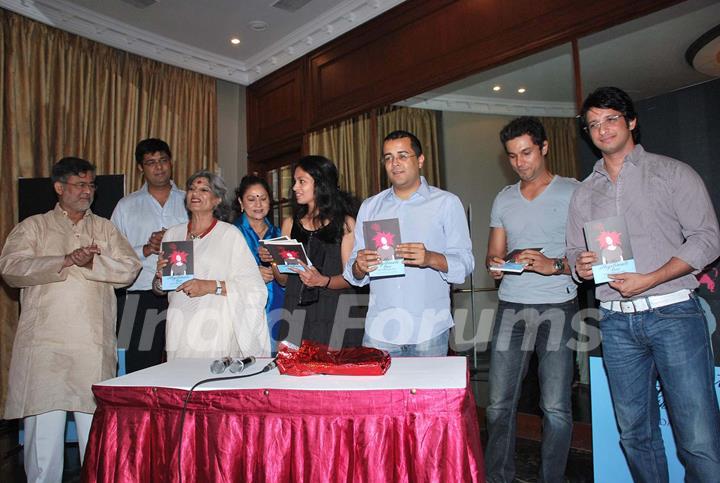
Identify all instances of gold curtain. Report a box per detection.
[306,106,442,200]
[538,116,578,179]
[377,106,442,188]
[0,9,217,407]
[307,113,373,200]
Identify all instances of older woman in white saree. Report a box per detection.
[155,170,270,359]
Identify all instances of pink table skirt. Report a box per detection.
[83,384,485,482]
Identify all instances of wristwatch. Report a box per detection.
[553,258,564,274]
[215,280,222,295]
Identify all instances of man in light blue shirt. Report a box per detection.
[344,130,473,356]
[111,138,188,372]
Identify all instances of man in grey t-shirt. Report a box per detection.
[485,117,579,483]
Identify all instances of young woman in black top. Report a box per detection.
[260,155,364,348]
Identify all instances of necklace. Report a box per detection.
[187,218,218,240]
[248,219,268,239]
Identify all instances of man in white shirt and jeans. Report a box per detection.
[111,138,188,372]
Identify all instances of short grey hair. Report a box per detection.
[185,170,232,221]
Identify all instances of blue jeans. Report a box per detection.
[362,330,450,357]
[485,299,576,483]
[600,296,720,483]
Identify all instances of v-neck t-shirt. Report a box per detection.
[490,175,579,304]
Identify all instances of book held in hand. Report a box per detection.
[260,237,313,274]
[489,248,543,273]
[161,240,194,290]
[363,218,405,278]
[583,215,636,284]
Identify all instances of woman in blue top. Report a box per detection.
[233,175,284,353]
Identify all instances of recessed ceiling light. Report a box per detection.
[230,38,241,45]
[492,85,501,92]
[248,20,269,31]
[517,88,526,94]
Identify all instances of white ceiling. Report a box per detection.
[578,0,719,98]
[399,0,720,117]
[2,0,717,109]
[0,0,406,85]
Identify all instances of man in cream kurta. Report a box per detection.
[0,157,141,482]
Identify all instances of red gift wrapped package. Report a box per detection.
[276,340,391,376]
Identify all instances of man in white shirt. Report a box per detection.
[111,138,188,372]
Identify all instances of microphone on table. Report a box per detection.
[229,356,256,373]
[259,339,291,373]
[210,356,234,374]
[261,358,278,373]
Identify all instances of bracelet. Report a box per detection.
[324,275,332,288]
[152,276,163,292]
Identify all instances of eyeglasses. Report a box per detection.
[63,181,97,190]
[381,153,417,164]
[142,158,171,167]
[584,114,623,133]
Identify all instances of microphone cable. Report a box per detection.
[176,359,277,483]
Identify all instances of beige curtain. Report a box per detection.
[377,106,442,188]
[307,106,443,201]
[539,117,578,179]
[0,9,217,407]
[307,113,373,200]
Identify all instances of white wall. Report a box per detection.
[442,111,517,287]
[216,79,247,192]
[441,111,517,351]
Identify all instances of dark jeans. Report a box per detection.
[485,299,576,483]
[116,289,168,373]
[600,296,720,483]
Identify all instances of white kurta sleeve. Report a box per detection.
[226,229,270,357]
[80,219,141,288]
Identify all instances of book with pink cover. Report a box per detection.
[583,215,636,284]
[362,218,405,278]
[161,240,194,290]
[260,236,312,274]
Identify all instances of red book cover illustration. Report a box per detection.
[583,215,636,284]
[161,240,194,290]
[260,237,312,274]
[362,218,405,278]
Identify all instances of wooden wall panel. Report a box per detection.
[247,60,304,153]
[247,133,302,175]
[246,0,682,166]
[306,0,679,130]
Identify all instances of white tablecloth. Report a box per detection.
[96,356,468,391]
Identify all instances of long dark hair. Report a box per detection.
[291,155,358,242]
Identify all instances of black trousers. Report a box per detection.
[116,289,168,373]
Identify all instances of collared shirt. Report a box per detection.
[111,181,188,290]
[566,144,720,302]
[344,177,474,344]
